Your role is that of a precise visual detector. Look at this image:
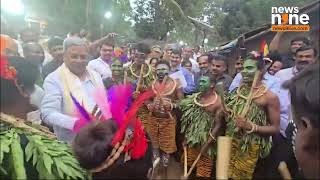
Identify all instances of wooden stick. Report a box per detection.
[278,161,292,180]
[216,136,232,179]
[0,113,56,139]
[233,70,260,131]
[240,70,260,117]
[150,157,160,179]
[184,121,218,178]
[135,64,145,93]
[183,146,188,176]
[123,70,128,84]
[185,138,214,177]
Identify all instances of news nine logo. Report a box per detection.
[271,6,310,32]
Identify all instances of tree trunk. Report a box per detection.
[86,0,90,28]
[202,30,207,48]
[195,29,199,44]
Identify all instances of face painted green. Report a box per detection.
[241,59,257,83]
[198,76,211,92]
[156,64,170,81]
[111,59,124,77]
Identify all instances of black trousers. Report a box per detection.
[253,133,304,179]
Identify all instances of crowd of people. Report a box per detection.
[0,26,319,180]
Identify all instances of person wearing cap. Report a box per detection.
[150,45,162,59]
[41,37,104,143]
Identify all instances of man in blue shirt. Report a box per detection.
[169,49,195,94]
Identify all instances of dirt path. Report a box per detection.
[152,157,184,179]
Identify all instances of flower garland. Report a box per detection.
[129,62,152,78]
[151,77,176,97]
[179,94,217,157]
[193,92,218,108]
[0,55,17,81]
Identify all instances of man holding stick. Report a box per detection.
[125,42,155,125]
[224,55,280,179]
[125,43,154,90]
[145,60,183,174]
[179,74,224,178]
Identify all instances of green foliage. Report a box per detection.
[0,129,27,179]
[10,134,27,179]
[25,134,87,179]
[105,0,135,39]
[0,126,89,179]
[20,0,315,44]
[206,0,315,40]
[226,87,272,158]
[133,0,174,40]
[23,0,133,39]
[179,93,216,157]
[0,129,15,176]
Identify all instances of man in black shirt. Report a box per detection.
[42,37,64,79]
[211,54,233,91]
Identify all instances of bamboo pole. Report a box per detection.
[240,70,260,117]
[278,161,292,180]
[216,136,232,179]
[135,64,145,93]
[123,70,128,84]
[150,157,160,179]
[183,146,188,176]
[233,70,261,131]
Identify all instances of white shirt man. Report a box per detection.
[275,46,317,137]
[182,46,200,73]
[275,46,317,108]
[88,41,114,79]
[88,57,112,79]
[41,37,104,143]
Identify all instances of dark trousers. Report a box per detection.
[253,133,304,179]
[173,108,184,161]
